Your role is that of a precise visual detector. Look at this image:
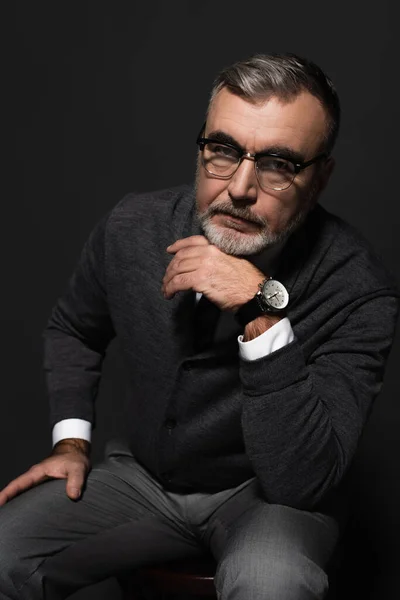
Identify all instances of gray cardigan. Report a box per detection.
[44,184,399,509]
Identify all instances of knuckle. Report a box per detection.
[177,273,188,286]
[66,460,80,472]
[71,459,85,471]
[208,244,219,256]
[198,267,208,282]
[174,256,183,271]
[196,235,208,244]
[171,258,183,274]
[29,463,42,474]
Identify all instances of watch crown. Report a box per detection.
[258,277,271,291]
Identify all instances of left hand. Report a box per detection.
[162,236,265,311]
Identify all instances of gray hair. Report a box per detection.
[208,53,341,155]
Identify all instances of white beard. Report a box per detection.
[197,201,308,256]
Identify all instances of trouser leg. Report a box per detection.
[199,479,341,600]
[0,448,202,600]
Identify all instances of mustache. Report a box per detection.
[204,201,267,227]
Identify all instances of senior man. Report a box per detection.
[0,52,398,600]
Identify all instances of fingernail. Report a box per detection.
[70,488,81,499]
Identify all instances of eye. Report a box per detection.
[208,143,239,159]
[257,156,294,173]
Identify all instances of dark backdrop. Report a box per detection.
[7,2,400,598]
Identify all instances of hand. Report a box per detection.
[0,438,90,506]
[162,236,265,311]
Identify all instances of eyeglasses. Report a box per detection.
[196,126,328,192]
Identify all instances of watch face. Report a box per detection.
[261,279,289,310]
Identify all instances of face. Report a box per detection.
[195,88,333,256]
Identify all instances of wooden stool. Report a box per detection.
[119,556,217,598]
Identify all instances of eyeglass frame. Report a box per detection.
[196,123,329,192]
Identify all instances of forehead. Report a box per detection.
[206,88,328,155]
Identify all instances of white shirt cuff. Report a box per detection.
[52,419,92,446]
[238,317,295,361]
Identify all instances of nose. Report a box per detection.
[227,156,258,204]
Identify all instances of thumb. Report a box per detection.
[65,465,87,500]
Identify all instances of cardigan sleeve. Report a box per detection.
[43,212,115,428]
[240,292,399,509]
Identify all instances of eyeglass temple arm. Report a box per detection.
[196,122,207,142]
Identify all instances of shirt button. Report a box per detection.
[164,418,177,430]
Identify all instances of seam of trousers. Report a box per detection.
[17,519,128,595]
[17,556,47,595]
[16,511,199,595]
[15,516,135,594]
[207,517,229,597]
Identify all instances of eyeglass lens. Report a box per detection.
[202,142,296,191]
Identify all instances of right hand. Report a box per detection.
[0,438,90,506]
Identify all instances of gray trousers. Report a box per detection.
[0,443,340,599]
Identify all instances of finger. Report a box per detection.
[0,467,50,506]
[163,257,201,288]
[163,244,215,287]
[65,464,87,500]
[168,245,209,261]
[163,272,196,299]
[167,236,209,253]
[163,255,206,297]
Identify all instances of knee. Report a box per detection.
[215,546,328,600]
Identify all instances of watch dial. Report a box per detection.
[261,279,289,309]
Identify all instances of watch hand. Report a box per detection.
[266,292,279,300]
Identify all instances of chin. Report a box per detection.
[201,221,279,256]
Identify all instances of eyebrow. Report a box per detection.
[205,129,306,164]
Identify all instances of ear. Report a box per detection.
[318,156,335,193]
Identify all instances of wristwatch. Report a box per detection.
[235,277,289,327]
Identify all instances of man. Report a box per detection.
[0,53,398,599]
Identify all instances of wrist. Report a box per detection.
[236,277,289,327]
[231,274,266,313]
[52,438,91,457]
[243,314,282,342]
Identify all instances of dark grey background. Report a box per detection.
[7,2,400,598]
